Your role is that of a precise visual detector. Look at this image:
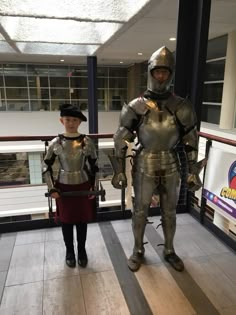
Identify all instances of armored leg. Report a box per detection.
[160,172,184,271]
[128,171,155,271]
[128,212,147,271]
[61,223,76,268]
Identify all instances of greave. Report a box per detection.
[162,215,176,255]
[132,213,146,255]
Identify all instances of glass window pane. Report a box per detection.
[70,88,88,100]
[49,65,69,76]
[97,77,108,88]
[0,87,5,100]
[0,75,3,86]
[109,89,127,110]
[0,101,6,111]
[50,77,69,88]
[6,88,28,99]
[0,153,29,185]
[207,35,227,60]
[69,66,87,76]
[97,67,109,76]
[97,100,105,111]
[7,101,29,111]
[97,89,105,99]
[4,76,27,87]
[30,100,50,111]
[109,67,127,77]
[70,77,87,88]
[50,89,70,99]
[3,64,27,76]
[109,78,127,88]
[27,65,49,76]
[201,104,221,124]
[29,88,50,99]
[203,83,223,103]
[205,60,225,81]
[28,76,49,88]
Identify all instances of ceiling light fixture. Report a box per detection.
[138,52,143,55]
[169,37,176,41]
[60,59,64,62]
[120,61,123,64]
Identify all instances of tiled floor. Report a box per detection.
[0,214,235,315]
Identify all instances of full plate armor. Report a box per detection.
[111,47,203,272]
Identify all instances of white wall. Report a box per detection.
[0,111,120,137]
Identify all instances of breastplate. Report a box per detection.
[138,104,180,152]
[53,137,89,185]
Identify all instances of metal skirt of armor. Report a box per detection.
[55,181,96,224]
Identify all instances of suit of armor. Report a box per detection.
[111,47,202,272]
[42,104,98,268]
[43,133,98,268]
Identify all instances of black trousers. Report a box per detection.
[61,222,87,254]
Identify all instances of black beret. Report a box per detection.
[59,104,87,122]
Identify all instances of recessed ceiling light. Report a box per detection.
[60,59,64,62]
[138,52,143,55]
[169,37,176,41]
[120,61,123,64]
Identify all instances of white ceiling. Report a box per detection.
[0,0,236,66]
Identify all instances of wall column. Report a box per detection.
[219,31,236,129]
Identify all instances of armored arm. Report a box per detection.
[111,101,140,189]
[84,136,99,187]
[176,99,204,191]
[42,138,59,195]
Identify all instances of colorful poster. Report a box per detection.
[203,147,236,220]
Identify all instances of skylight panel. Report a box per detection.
[16,42,100,55]
[0,17,122,44]
[0,0,151,22]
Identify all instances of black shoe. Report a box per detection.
[78,250,88,267]
[164,253,184,272]
[66,252,76,268]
